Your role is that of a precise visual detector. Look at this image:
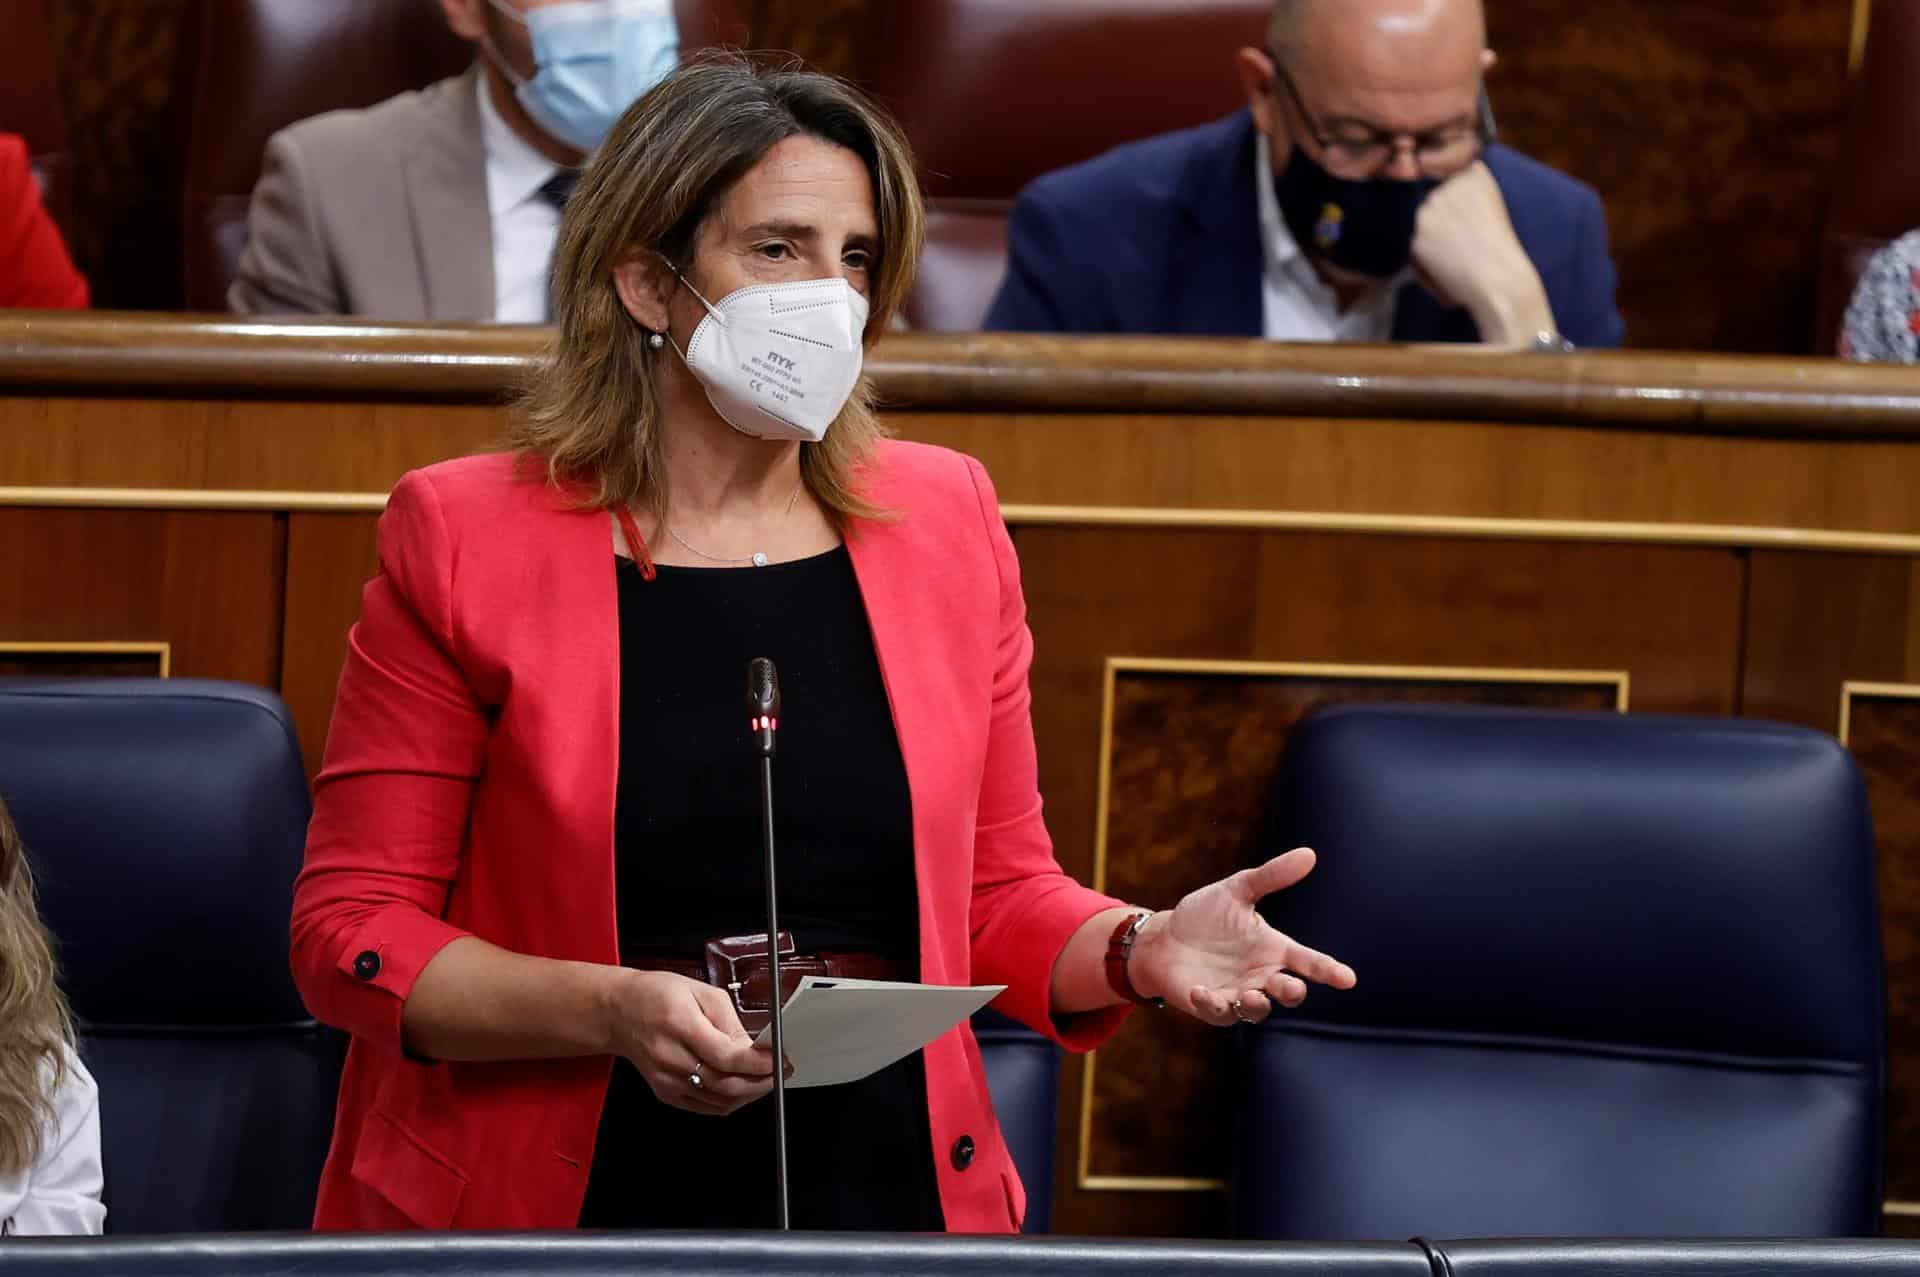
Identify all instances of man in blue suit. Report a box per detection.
[985,0,1622,348]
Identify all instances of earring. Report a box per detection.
[648,332,665,350]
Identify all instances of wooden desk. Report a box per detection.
[5,313,1920,1237]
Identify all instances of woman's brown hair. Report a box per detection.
[511,54,927,524]
[0,797,73,1176]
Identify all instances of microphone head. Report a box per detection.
[747,657,781,719]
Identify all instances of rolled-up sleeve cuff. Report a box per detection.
[981,884,1134,1052]
[321,905,471,1051]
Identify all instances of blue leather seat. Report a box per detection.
[1234,704,1885,1239]
[0,679,337,1233]
[973,1007,1061,1232]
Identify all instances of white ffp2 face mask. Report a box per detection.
[671,274,871,443]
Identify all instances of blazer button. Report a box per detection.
[352,950,381,981]
[950,1135,975,1171]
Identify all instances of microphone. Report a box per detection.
[748,657,780,759]
[746,657,789,1229]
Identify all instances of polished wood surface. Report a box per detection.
[281,514,381,775]
[1742,552,1920,724]
[8,317,1920,435]
[5,317,1920,1237]
[0,508,282,687]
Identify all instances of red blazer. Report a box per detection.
[291,442,1130,1232]
[0,134,87,310]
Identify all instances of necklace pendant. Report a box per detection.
[751,551,769,568]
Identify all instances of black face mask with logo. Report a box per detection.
[1273,144,1439,280]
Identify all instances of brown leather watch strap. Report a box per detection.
[1104,911,1164,1008]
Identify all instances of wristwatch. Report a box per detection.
[1530,330,1576,353]
[1104,911,1165,1008]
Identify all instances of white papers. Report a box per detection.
[753,977,1006,1088]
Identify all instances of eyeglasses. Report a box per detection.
[1271,58,1495,180]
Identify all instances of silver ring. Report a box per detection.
[688,1070,704,1088]
[1231,997,1254,1024]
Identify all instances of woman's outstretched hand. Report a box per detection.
[1128,847,1356,1026]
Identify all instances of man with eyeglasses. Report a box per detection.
[984,0,1622,350]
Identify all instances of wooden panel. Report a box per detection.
[1090,663,1621,1187]
[1244,537,1737,714]
[0,398,504,494]
[1019,528,1742,1237]
[1493,0,1853,353]
[1842,689,1920,1206]
[898,412,1920,541]
[0,508,281,685]
[1741,552,1918,728]
[281,514,381,777]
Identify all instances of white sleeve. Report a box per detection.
[6,1046,105,1236]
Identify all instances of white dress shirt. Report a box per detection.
[0,1045,105,1236]
[476,75,565,324]
[1255,146,1404,343]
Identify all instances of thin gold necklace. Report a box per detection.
[664,481,803,568]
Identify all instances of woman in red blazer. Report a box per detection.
[291,57,1354,1234]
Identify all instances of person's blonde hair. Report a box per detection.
[511,54,926,525]
[0,797,73,1177]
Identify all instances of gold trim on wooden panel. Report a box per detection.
[1853,0,1874,74]
[1078,657,1630,1193]
[0,642,171,677]
[1080,1175,1229,1193]
[1001,505,1920,557]
[1838,680,1920,744]
[16,488,1920,559]
[0,487,387,513]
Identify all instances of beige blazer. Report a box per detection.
[229,68,494,321]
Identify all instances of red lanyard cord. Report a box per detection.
[614,505,657,581]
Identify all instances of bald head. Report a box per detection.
[1257,0,1490,145]
[1269,0,1487,70]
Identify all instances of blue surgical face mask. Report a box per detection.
[485,0,680,154]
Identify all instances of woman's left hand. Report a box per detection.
[1128,847,1357,1026]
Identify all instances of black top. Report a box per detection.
[578,549,945,1232]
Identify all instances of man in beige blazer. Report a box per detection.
[230,0,662,321]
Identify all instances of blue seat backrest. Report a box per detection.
[973,1006,1061,1233]
[1235,703,1885,1240]
[0,679,339,1233]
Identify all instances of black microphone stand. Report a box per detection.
[747,658,790,1229]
